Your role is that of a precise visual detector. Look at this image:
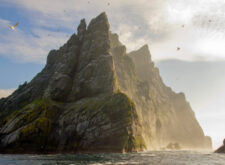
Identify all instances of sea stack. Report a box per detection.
[0,12,212,153]
[215,139,225,153]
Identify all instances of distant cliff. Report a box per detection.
[0,12,212,153]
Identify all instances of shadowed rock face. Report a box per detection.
[0,12,211,153]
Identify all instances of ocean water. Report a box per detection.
[0,151,225,165]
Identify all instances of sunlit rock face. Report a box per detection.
[0,12,211,153]
[111,33,212,150]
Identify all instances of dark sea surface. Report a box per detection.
[0,151,225,165]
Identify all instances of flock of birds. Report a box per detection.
[6,1,215,52]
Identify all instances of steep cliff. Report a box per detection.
[0,12,211,153]
[110,33,211,150]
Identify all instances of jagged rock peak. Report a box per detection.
[140,44,149,51]
[109,32,123,48]
[87,12,109,32]
[77,19,86,41]
[128,44,153,65]
[110,32,127,57]
[136,44,151,57]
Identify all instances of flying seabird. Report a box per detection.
[8,22,19,30]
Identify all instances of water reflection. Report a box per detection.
[1,151,225,165]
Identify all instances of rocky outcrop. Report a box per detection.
[0,12,211,153]
[110,33,211,150]
[215,139,225,153]
[166,142,181,150]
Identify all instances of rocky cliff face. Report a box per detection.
[110,33,211,150]
[0,12,211,153]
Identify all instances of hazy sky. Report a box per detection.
[0,0,225,149]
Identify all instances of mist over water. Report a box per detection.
[1,151,225,165]
[156,60,225,149]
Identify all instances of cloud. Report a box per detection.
[2,0,225,63]
[0,88,15,98]
[0,18,69,64]
[0,18,10,26]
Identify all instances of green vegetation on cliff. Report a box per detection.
[0,93,145,153]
